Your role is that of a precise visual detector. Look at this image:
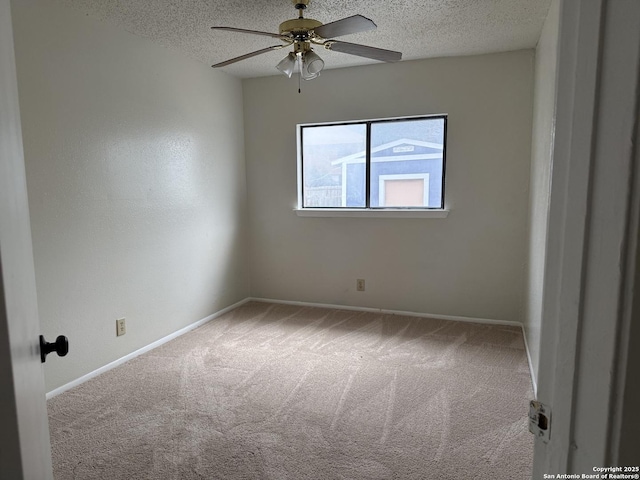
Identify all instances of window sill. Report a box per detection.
[294,208,449,218]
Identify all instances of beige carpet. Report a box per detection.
[48,301,534,479]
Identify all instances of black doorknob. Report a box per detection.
[40,335,69,363]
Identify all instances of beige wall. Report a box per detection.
[11,0,250,392]
[243,51,534,322]
[525,0,560,388]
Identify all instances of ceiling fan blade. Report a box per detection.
[326,41,402,62]
[313,15,376,39]
[211,26,288,40]
[212,45,284,68]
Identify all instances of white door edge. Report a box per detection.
[0,0,54,478]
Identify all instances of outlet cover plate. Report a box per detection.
[116,318,126,336]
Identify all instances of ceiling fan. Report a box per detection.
[210,0,402,81]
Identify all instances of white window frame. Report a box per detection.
[295,114,449,218]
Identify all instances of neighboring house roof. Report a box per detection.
[331,138,444,166]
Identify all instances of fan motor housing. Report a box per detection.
[279,18,323,36]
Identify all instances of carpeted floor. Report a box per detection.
[48,301,534,479]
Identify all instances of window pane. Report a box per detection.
[302,124,367,208]
[370,118,445,208]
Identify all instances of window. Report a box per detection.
[298,115,447,212]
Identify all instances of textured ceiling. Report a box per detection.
[58,0,552,79]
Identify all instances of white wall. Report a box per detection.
[525,0,560,388]
[243,51,534,322]
[11,0,250,392]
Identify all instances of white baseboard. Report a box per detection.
[47,296,534,400]
[46,298,251,399]
[248,297,523,328]
[521,325,538,398]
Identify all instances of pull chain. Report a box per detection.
[298,55,302,93]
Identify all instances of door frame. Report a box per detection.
[533,0,640,474]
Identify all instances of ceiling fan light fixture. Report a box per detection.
[210,0,403,86]
[301,50,324,80]
[276,52,297,78]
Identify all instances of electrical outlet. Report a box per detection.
[116,318,126,336]
[356,279,365,292]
